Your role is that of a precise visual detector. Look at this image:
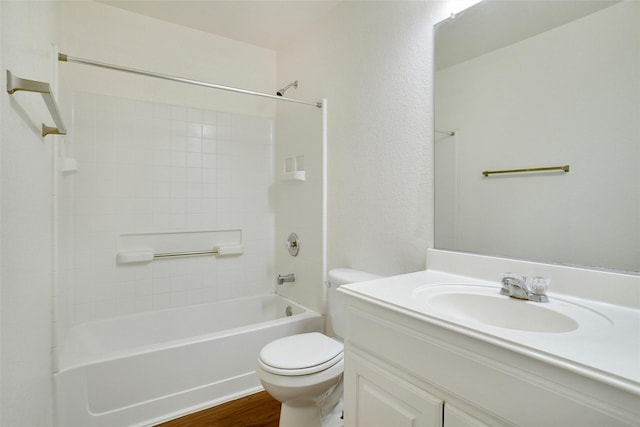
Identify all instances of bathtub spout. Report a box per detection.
[277,273,295,285]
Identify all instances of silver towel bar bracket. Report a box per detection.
[6,69,67,137]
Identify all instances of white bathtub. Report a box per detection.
[54,294,323,427]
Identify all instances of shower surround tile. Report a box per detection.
[61,92,275,326]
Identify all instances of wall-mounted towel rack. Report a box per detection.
[154,250,218,259]
[154,245,243,259]
[6,70,67,137]
[116,245,244,264]
[482,164,570,177]
[436,129,456,136]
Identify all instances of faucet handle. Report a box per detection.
[502,272,525,281]
[501,272,528,294]
[501,272,526,284]
[501,272,515,282]
[530,276,550,295]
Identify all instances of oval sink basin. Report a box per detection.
[426,292,578,333]
[413,284,608,333]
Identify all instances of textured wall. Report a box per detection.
[274,97,325,312]
[277,1,453,287]
[1,1,56,425]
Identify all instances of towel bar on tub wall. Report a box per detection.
[116,246,244,264]
[6,69,67,137]
[153,246,244,258]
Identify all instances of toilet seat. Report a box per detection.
[258,332,344,376]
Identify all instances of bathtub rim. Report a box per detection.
[56,293,322,373]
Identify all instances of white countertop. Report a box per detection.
[340,269,640,395]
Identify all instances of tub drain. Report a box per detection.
[285,306,293,317]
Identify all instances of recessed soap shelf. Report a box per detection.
[280,155,306,181]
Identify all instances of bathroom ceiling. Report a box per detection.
[96,0,342,51]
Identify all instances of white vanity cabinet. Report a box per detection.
[342,290,639,427]
[345,347,492,427]
[345,350,444,427]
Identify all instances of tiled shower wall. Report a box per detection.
[57,92,276,328]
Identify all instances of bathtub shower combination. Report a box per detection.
[53,53,327,426]
[55,295,322,426]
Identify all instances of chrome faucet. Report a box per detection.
[500,273,549,303]
[277,273,295,285]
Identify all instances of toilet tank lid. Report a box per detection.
[328,268,382,286]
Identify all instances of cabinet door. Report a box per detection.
[345,352,443,427]
[444,405,490,427]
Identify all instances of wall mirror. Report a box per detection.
[434,0,639,273]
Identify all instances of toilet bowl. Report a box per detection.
[256,269,381,427]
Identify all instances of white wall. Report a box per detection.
[435,1,640,271]
[277,1,452,287]
[57,1,277,117]
[1,1,57,425]
[274,96,325,313]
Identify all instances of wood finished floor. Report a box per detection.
[155,391,280,427]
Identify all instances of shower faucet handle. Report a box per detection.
[284,233,299,256]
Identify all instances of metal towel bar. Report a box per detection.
[6,70,67,137]
[152,244,243,259]
[153,249,219,259]
[482,165,570,177]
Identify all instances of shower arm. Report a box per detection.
[58,53,322,109]
[277,80,298,97]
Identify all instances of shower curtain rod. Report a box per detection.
[58,53,323,109]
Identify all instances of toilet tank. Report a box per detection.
[328,268,382,339]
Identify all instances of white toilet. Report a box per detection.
[256,269,381,427]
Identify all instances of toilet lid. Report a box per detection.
[259,332,344,376]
